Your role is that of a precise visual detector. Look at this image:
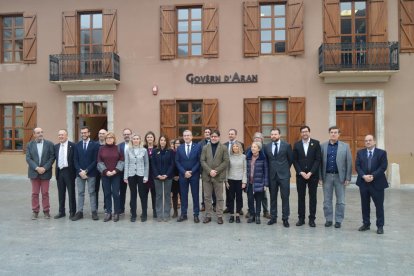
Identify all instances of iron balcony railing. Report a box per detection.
[319,42,399,73]
[49,52,120,81]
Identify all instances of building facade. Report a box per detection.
[1,0,413,183]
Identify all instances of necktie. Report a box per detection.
[274,142,278,156]
[229,141,233,154]
[186,144,190,157]
[58,144,65,169]
[83,142,87,151]
[367,150,372,172]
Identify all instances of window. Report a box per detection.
[1,104,24,151]
[261,99,288,143]
[160,4,218,59]
[2,15,24,63]
[260,4,286,54]
[177,101,203,141]
[177,7,202,57]
[340,1,367,66]
[336,97,373,112]
[79,13,103,75]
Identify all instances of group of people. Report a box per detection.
[26,125,388,234]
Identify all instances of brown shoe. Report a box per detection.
[31,212,38,220]
[203,217,212,224]
[217,217,224,224]
[44,211,51,219]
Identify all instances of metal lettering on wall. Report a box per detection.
[186,73,258,84]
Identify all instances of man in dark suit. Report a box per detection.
[175,129,202,223]
[200,130,229,224]
[54,129,76,219]
[264,128,293,227]
[293,125,321,227]
[118,128,132,215]
[355,134,388,234]
[94,129,107,212]
[223,128,245,214]
[73,126,99,221]
[26,127,55,220]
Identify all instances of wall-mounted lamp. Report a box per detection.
[152,85,158,95]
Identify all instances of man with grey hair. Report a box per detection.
[26,127,55,219]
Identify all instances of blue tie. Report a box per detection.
[83,142,87,151]
[367,150,372,172]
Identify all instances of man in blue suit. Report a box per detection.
[175,129,202,223]
[355,134,388,234]
[73,126,99,221]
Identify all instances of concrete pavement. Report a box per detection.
[0,174,413,275]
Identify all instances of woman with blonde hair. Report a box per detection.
[124,134,149,222]
[97,132,124,222]
[226,142,247,223]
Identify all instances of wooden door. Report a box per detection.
[336,97,375,173]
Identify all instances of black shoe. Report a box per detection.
[283,219,290,228]
[229,216,235,223]
[325,221,333,227]
[194,215,200,223]
[223,208,230,214]
[358,224,370,231]
[113,214,119,222]
[296,219,305,226]
[255,216,261,224]
[71,212,83,221]
[103,213,112,222]
[247,216,255,223]
[309,220,316,227]
[217,217,224,224]
[92,211,99,221]
[377,227,384,234]
[54,213,66,219]
[236,216,241,223]
[177,215,188,222]
[130,216,136,222]
[334,222,341,228]
[69,212,75,219]
[267,219,276,225]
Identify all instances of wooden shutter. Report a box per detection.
[103,9,117,53]
[62,11,78,54]
[202,99,218,130]
[288,97,305,146]
[23,102,37,152]
[323,0,340,43]
[400,0,414,52]
[203,3,219,58]
[23,13,37,63]
[323,0,340,66]
[368,0,388,43]
[243,1,260,57]
[160,100,177,140]
[287,0,304,55]
[160,6,177,60]
[243,98,260,147]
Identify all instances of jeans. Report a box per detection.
[323,173,346,223]
[102,174,121,214]
[247,184,264,217]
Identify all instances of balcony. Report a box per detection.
[49,52,120,91]
[318,42,399,83]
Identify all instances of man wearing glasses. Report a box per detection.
[118,128,132,215]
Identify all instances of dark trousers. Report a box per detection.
[102,174,121,214]
[247,184,264,216]
[171,178,181,210]
[269,177,290,220]
[137,179,150,217]
[95,172,106,211]
[56,168,76,215]
[119,175,128,213]
[128,175,143,218]
[228,179,243,214]
[359,184,385,227]
[179,174,200,216]
[202,181,216,207]
[297,177,318,220]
